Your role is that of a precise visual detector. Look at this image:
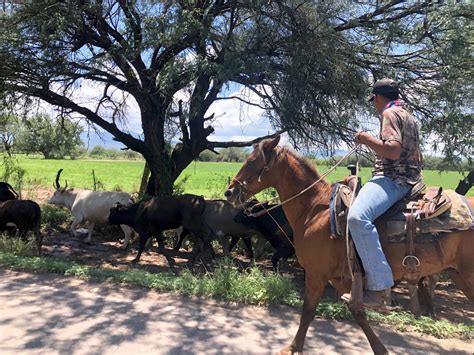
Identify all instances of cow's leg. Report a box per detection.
[253,235,267,259]
[34,226,43,256]
[242,236,254,260]
[280,273,326,354]
[155,232,175,267]
[132,232,149,264]
[70,216,83,237]
[418,277,434,316]
[173,228,189,251]
[217,231,231,258]
[119,225,134,248]
[228,236,240,254]
[271,247,294,272]
[85,222,95,243]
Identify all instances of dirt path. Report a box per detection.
[0,270,472,355]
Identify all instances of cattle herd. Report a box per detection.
[0,170,294,270]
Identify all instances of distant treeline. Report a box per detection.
[316,154,471,171]
[198,148,472,171]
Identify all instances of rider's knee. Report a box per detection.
[347,207,368,229]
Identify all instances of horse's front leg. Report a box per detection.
[280,275,326,354]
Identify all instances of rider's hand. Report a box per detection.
[355,131,370,145]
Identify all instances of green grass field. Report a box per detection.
[5,156,473,197]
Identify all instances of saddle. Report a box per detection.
[330,179,472,240]
[330,176,474,283]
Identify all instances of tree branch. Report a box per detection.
[12,85,144,153]
[208,129,286,149]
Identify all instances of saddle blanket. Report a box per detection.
[384,190,473,237]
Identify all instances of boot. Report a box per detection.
[341,289,390,314]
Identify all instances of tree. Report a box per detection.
[0,113,20,157]
[0,1,472,194]
[19,114,84,159]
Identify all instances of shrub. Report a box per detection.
[0,234,36,256]
[41,205,71,230]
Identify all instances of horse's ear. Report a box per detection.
[262,135,280,152]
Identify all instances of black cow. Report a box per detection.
[173,199,259,260]
[108,194,212,265]
[0,182,19,202]
[0,200,42,254]
[234,201,294,270]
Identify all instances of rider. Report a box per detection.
[342,78,423,312]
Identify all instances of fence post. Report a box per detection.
[92,169,97,191]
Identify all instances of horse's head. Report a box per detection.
[225,135,280,206]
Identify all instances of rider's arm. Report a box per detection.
[355,132,402,160]
[356,109,403,160]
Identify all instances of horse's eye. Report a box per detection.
[247,159,256,166]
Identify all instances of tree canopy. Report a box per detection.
[0,1,472,194]
[17,114,84,159]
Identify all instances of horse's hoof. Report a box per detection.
[279,345,301,355]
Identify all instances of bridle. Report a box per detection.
[230,146,277,203]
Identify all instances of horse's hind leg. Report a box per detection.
[279,274,325,354]
[408,282,421,317]
[450,270,474,302]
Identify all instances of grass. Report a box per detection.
[0,250,472,339]
[7,156,474,197]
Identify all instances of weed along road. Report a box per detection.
[0,270,472,355]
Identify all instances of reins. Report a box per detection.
[247,145,360,218]
[242,145,360,250]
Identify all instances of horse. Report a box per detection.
[224,135,473,354]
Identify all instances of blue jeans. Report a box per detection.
[347,175,410,291]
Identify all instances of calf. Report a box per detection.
[108,194,210,265]
[48,169,134,247]
[234,201,294,270]
[0,182,18,202]
[0,200,42,254]
[174,199,259,259]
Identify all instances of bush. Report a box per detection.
[41,205,71,230]
[198,150,218,162]
[0,234,36,256]
[89,145,107,157]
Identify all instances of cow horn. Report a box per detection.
[55,169,64,189]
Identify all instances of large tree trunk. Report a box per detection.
[146,156,174,196]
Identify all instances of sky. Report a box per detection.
[42,80,284,150]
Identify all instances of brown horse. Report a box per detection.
[224,135,474,354]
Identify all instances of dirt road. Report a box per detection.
[0,269,472,354]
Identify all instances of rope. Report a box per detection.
[345,159,360,280]
[249,145,360,217]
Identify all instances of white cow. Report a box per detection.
[48,169,134,247]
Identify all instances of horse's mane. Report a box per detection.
[277,146,326,182]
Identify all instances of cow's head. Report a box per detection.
[108,201,137,225]
[48,169,75,206]
[0,182,19,202]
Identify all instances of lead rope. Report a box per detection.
[259,203,295,248]
[345,159,360,280]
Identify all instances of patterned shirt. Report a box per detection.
[373,101,423,186]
